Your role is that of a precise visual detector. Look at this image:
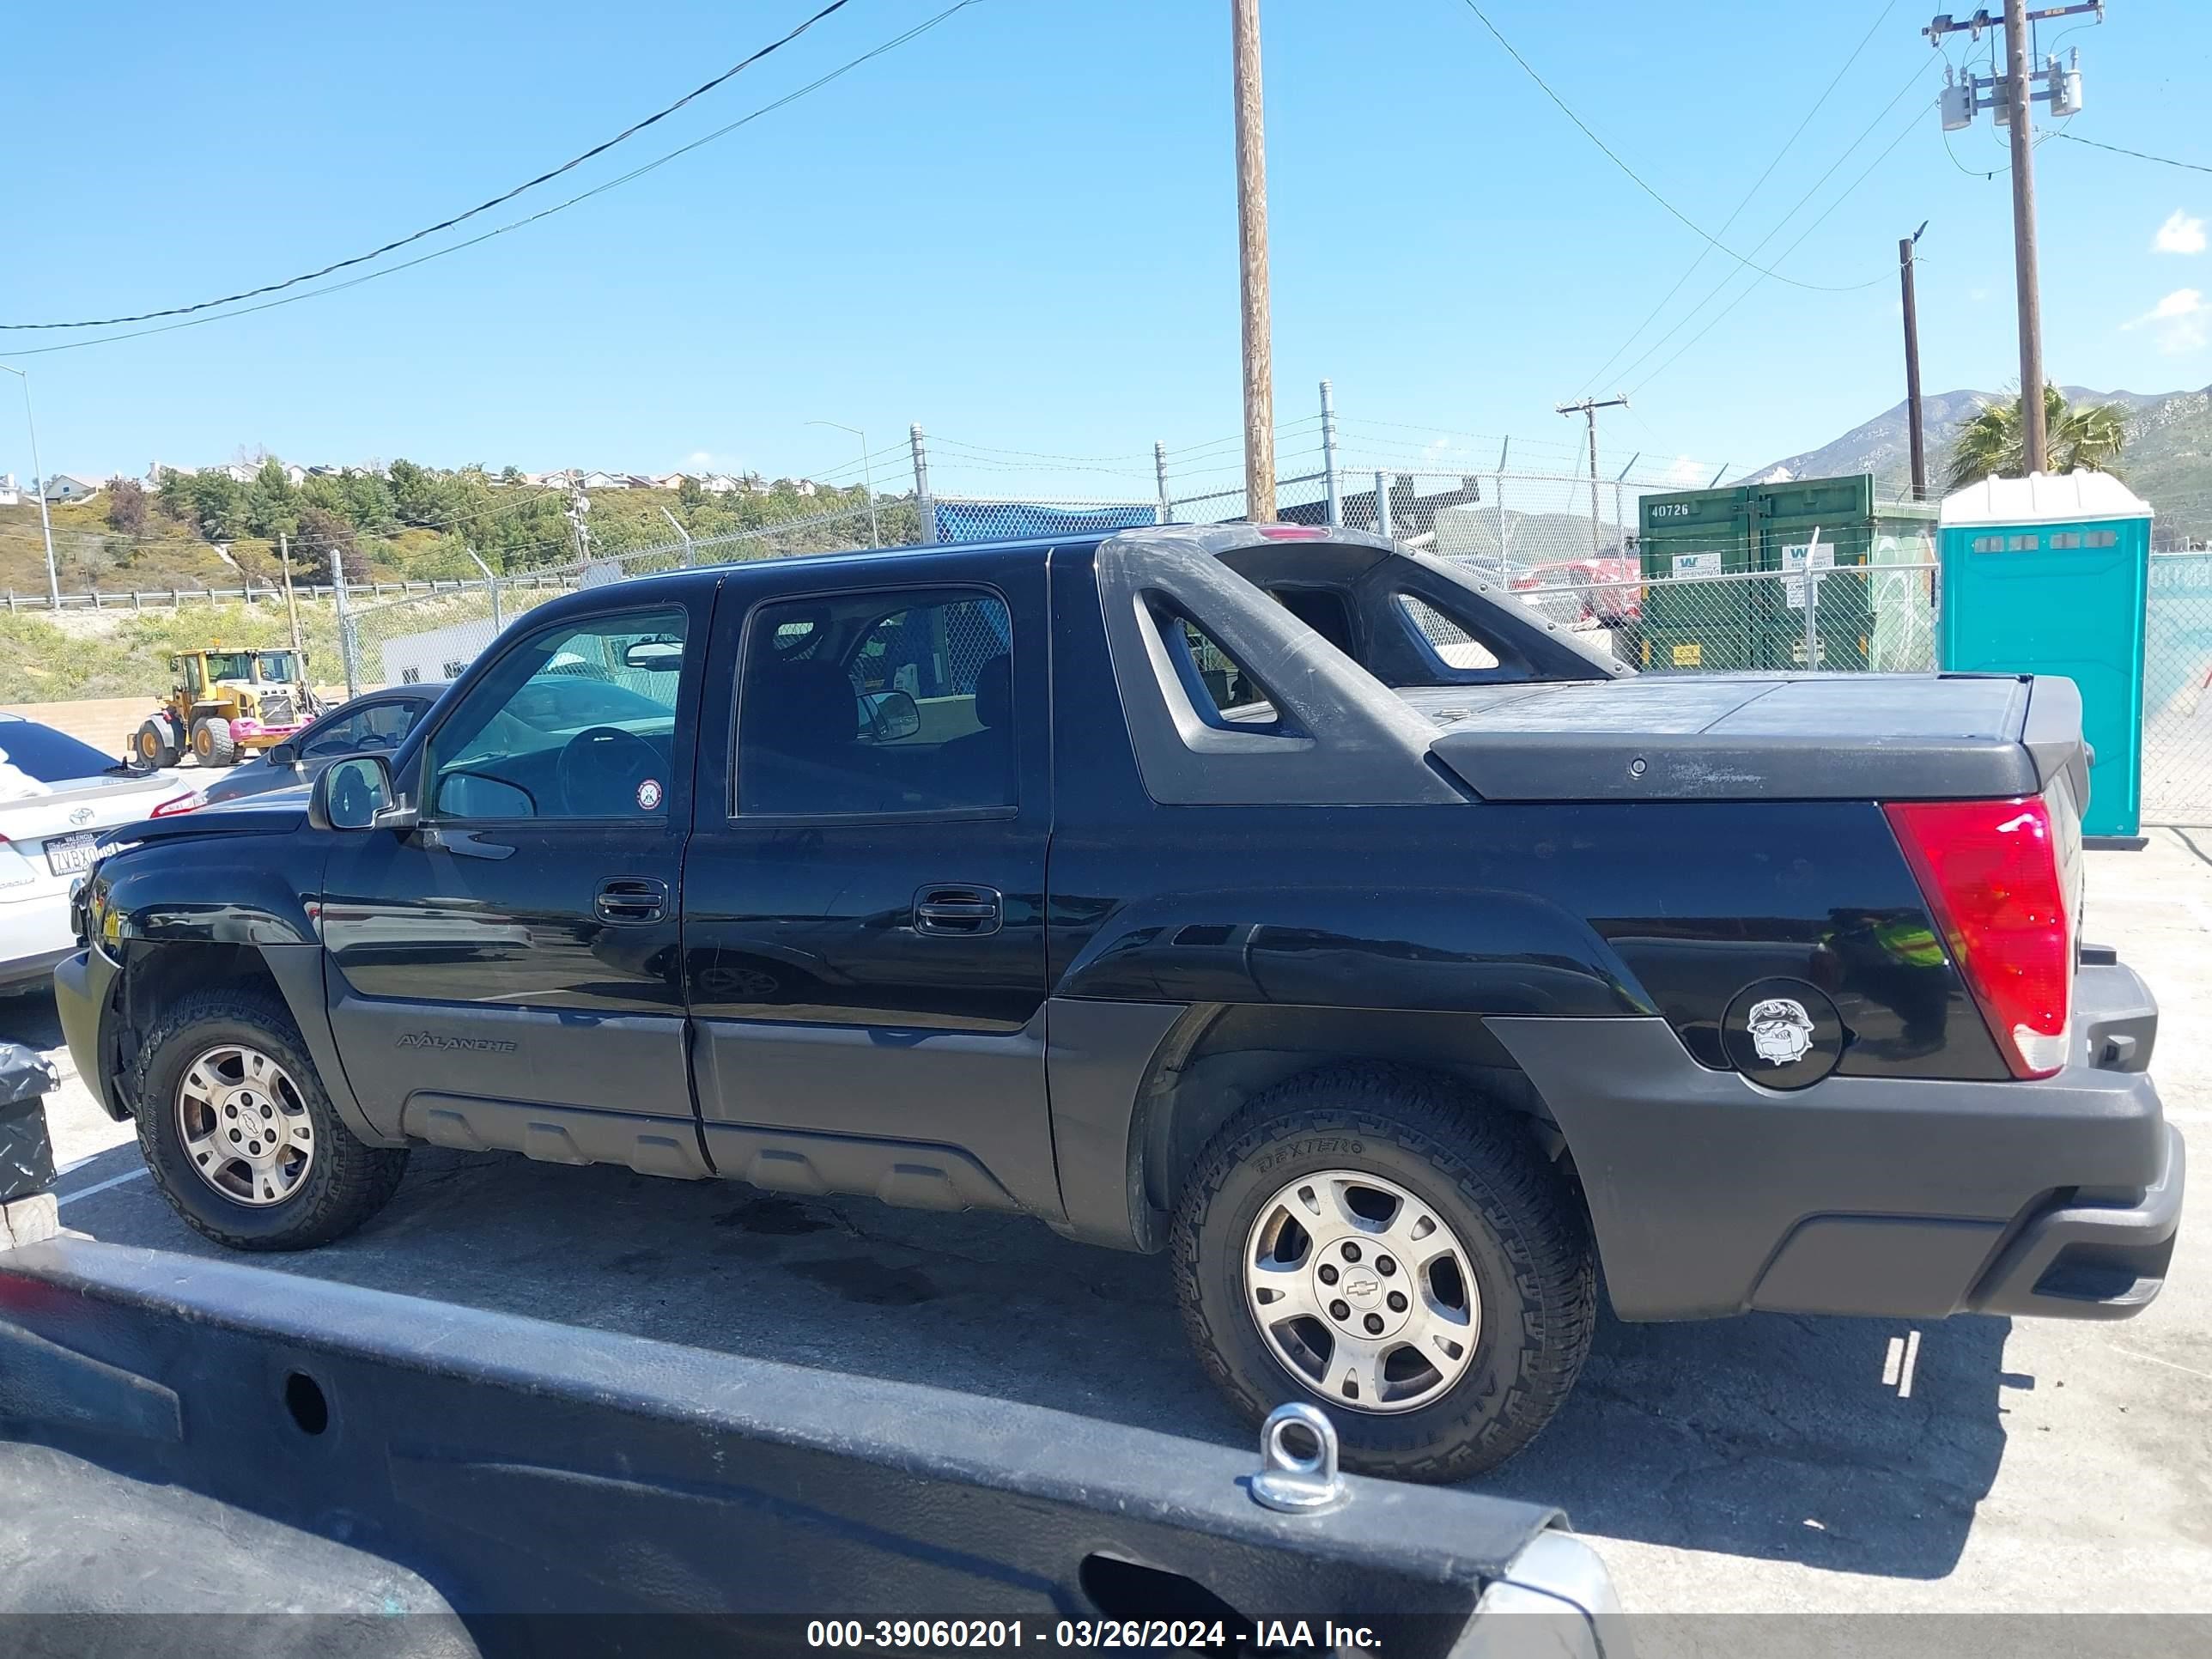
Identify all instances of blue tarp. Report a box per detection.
[933,501,1158,544]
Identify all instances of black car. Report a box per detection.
[52,524,2181,1482]
[183,684,448,810]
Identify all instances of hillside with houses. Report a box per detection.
[1,456,896,601]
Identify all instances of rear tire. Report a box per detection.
[134,718,179,769]
[1171,1064,1595,1483]
[131,987,407,1250]
[190,716,237,768]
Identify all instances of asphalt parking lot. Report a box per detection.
[9,830,2210,1618]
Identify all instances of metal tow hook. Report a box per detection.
[1249,1402,1347,1514]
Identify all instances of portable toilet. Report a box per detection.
[1937,471,2154,840]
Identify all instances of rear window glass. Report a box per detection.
[0,720,117,785]
[1395,594,1501,670]
[1169,615,1278,723]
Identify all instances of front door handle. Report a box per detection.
[595,877,669,925]
[913,884,1002,937]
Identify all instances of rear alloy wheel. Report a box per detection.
[1172,1065,1595,1483]
[1244,1170,1479,1413]
[190,716,237,767]
[135,718,179,769]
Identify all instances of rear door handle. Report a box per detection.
[913,884,1002,937]
[595,877,669,925]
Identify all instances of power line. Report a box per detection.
[2054,131,2212,174]
[0,4,980,360]
[1453,0,1886,294]
[1576,0,1904,396]
[1604,58,1939,394]
[0,1,858,332]
[1631,99,1930,398]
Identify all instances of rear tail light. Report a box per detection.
[1884,795,2074,1079]
[150,789,203,817]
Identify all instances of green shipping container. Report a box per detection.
[1637,474,1936,674]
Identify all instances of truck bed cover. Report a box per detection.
[1413,672,2088,803]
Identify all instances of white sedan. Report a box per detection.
[1,713,194,994]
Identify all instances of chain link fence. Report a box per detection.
[331,504,882,694]
[2146,551,2212,827]
[1511,561,1942,676]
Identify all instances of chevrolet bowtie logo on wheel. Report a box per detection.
[395,1032,518,1054]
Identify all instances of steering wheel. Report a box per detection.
[557,726,663,817]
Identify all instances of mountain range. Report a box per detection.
[1746,384,2212,546]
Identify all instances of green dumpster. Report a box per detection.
[1638,474,1936,674]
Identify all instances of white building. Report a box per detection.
[43,473,103,503]
[380,618,501,689]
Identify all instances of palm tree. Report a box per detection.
[1943,384,2130,492]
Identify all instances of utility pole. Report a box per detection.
[1928,4,2100,477]
[0,365,60,608]
[910,424,938,545]
[1231,0,1275,524]
[567,475,592,565]
[278,532,306,673]
[1900,223,1929,501]
[2003,0,2047,473]
[1556,394,1627,558]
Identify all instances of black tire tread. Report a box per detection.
[130,986,406,1251]
[1170,1062,1595,1483]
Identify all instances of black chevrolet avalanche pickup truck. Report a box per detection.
[55,523,2184,1481]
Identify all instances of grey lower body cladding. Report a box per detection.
[0,1237,1614,1644]
[1487,956,2182,1322]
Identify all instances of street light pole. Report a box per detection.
[1,365,61,607]
[808,420,878,548]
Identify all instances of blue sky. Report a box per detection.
[4,0,2208,501]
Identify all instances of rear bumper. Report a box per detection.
[1486,957,2183,1323]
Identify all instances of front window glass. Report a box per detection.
[426,610,687,820]
[255,652,300,684]
[203,652,254,684]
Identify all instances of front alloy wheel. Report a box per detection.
[174,1042,316,1206]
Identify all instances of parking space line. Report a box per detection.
[56,1168,149,1208]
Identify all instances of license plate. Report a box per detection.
[45,832,99,877]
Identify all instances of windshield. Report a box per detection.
[0,720,119,786]
[204,651,257,683]
[255,652,301,684]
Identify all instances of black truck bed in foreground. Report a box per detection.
[0,1233,1619,1656]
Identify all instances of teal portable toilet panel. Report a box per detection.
[1937,472,2153,838]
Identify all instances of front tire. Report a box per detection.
[131,987,407,1250]
[134,718,179,769]
[1171,1065,1595,1483]
[190,716,237,767]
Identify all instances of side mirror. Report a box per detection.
[862,690,921,743]
[268,742,299,768]
[310,755,408,833]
